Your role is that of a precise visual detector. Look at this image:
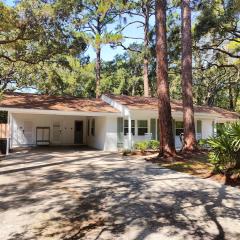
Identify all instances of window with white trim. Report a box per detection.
[137,120,148,136]
[124,120,135,136]
[175,121,184,136]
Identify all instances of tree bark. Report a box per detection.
[143,1,150,97]
[95,46,101,98]
[155,0,176,157]
[181,0,197,151]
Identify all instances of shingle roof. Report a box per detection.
[0,92,119,113]
[105,94,240,119]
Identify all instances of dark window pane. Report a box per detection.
[131,128,135,136]
[124,127,135,135]
[176,129,183,136]
[176,121,183,129]
[124,120,135,135]
[138,128,148,136]
[138,120,147,128]
[91,119,95,136]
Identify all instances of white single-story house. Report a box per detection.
[0,92,239,153]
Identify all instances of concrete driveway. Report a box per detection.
[0,148,240,240]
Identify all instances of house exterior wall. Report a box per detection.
[7,106,236,152]
[202,119,214,139]
[86,116,118,151]
[11,113,88,147]
[119,110,216,150]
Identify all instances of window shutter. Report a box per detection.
[117,118,124,148]
[172,119,176,137]
[212,121,215,136]
[150,119,156,140]
[157,119,160,141]
[197,120,202,134]
[196,120,202,140]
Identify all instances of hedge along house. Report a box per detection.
[0,92,239,154]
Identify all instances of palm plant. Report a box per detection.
[202,121,240,174]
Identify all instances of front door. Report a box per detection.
[52,121,61,144]
[74,121,83,144]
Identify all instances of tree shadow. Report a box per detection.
[0,150,240,240]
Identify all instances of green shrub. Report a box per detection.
[134,141,148,152]
[148,140,160,150]
[134,140,160,151]
[201,121,240,173]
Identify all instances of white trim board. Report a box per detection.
[0,107,121,117]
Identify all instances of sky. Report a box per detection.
[3,0,154,61]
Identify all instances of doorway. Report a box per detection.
[74,121,83,144]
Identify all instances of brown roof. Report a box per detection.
[0,93,119,113]
[106,94,240,119]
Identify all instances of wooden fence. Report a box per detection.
[0,124,9,139]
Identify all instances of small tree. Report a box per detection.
[79,0,124,98]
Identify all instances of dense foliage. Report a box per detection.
[0,0,239,112]
[134,140,160,151]
[202,122,240,174]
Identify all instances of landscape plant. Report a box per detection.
[201,121,240,175]
[134,140,160,152]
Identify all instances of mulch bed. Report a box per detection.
[144,149,240,188]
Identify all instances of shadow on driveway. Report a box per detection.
[0,148,240,240]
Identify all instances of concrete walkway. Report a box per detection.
[0,148,240,240]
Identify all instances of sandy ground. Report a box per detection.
[0,147,240,240]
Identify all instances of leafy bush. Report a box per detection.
[134,141,148,152]
[134,140,160,152]
[201,121,240,173]
[148,140,160,150]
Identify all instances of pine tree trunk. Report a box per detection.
[156,0,176,157]
[143,1,150,97]
[95,46,101,98]
[181,0,197,151]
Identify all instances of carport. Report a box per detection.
[0,92,120,154]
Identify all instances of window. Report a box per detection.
[87,119,90,136]
[137,120,148,136]
[175,121,184,136]
[124,120,135,136]
[91,119,95,136]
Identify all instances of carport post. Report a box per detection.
[6,111,10,155]
[128,116,132,150]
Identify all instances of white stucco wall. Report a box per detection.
[104,117,118,151]
[202,119,214,139]
[87,117,106,150]
[86,116,118,151]
[11,113,87,147]
[120,110,217,149]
